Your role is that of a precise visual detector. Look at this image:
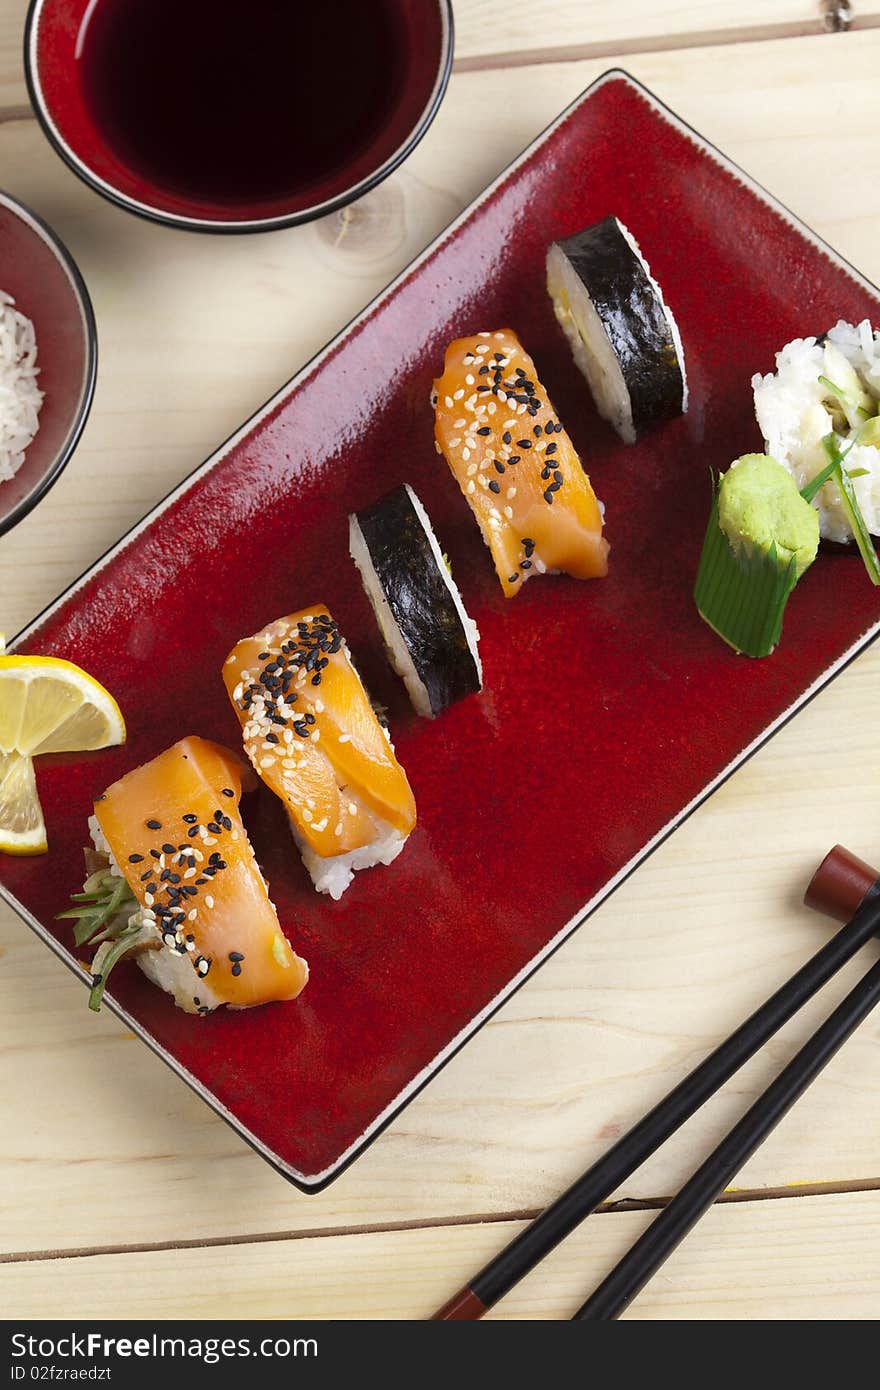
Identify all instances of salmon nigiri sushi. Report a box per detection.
[224,606,417,900]
[63,736,308,1014]
[433,328,609,597]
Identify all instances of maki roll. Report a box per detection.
[349,484,482,718]
[61,737,309,1013]
[546,216,687,443]
[433,328,608,597]
[694,453,819,657]
[224,607,417,900]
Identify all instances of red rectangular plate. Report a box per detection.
[3,72,880,1190]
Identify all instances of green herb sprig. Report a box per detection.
[56,868,143,1011]
[799,420,880,586]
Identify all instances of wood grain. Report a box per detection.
[1,20,880,1319]
[2,1189,878,1319]
[1,1,868,110]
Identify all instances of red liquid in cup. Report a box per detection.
[77,0,408,205]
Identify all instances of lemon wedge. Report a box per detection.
[0,750,47,855]
[0,649,125,855]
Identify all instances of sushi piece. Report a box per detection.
[60,736,309,1014]
[694,453,819,657]
[432,328,608,598]
[546,216,687,444]
[224,606,417,900]
[349,484,482,718]
[753,320,880,546]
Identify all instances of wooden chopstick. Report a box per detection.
[574,949,880,1319]
[432,884,880,1320]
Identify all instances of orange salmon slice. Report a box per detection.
[223,607,416,864]
[433,328,609,597]
[96,736,308,1011]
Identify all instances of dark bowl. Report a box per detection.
[24,0,454,234]
[0,190,97,537]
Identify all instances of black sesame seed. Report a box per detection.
[478,365,489,375]
[231,963,242,977]
[493,460,505,474]
[534,424,542,436]
[488,480,501,494]
[222,787,235,798]
[229,951,245,962]
[521,560,532,570]
[146,819,162,830]
[544,488,555,505]
[183,813,198,824]
[502,431,511,444]
[477,426,491,436]
[207,823,221,834]
[162,843,176,855]
[516,439,532,449]
[508,455,520,466]
[554,470,563,485]
[128,853,144,864]
[187,826,200,838]
[139,870,152,882]
[546,442,557,455]
[508,573,519,583]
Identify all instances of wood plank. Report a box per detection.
[1,1,872,112]
[2,1189,878,1319]
[2,29,880,1263]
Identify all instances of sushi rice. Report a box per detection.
[753,320,880,542]
[0,290,43,483]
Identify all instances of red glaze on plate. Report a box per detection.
[0,191,96,536]
[2,73,880,1189]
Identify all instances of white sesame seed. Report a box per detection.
[465,374,474,385]
[448,437,460,448]
[313,818,328,833]
[453,388,464,400]
[454,417,465,428]
[462,448,470,461]
[504,506,514,519]
[478,332,490,339]
[312,730,320,742]
[348,801,358,815]
[494,331,505,340]
[301,808,313,823]
[184,868,197,880]
[467,480,476,493]
[203,836,217,846]
[467,462,478,477]
[434,440,442,454]
[507,486,517,499]
[259,757,275,769]
[338,733,351,744]
[445,395,453,408]
[145,893,154,907]
[335,823,344,837]
[498,391,507,403]
[188,909,198,921]
[231,831,239,841]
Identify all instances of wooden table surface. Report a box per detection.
[2,1,879,1321]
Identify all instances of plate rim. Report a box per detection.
[4,66,880,1192]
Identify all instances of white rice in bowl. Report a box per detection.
[752,319,880,542]
[0,290,44,484]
